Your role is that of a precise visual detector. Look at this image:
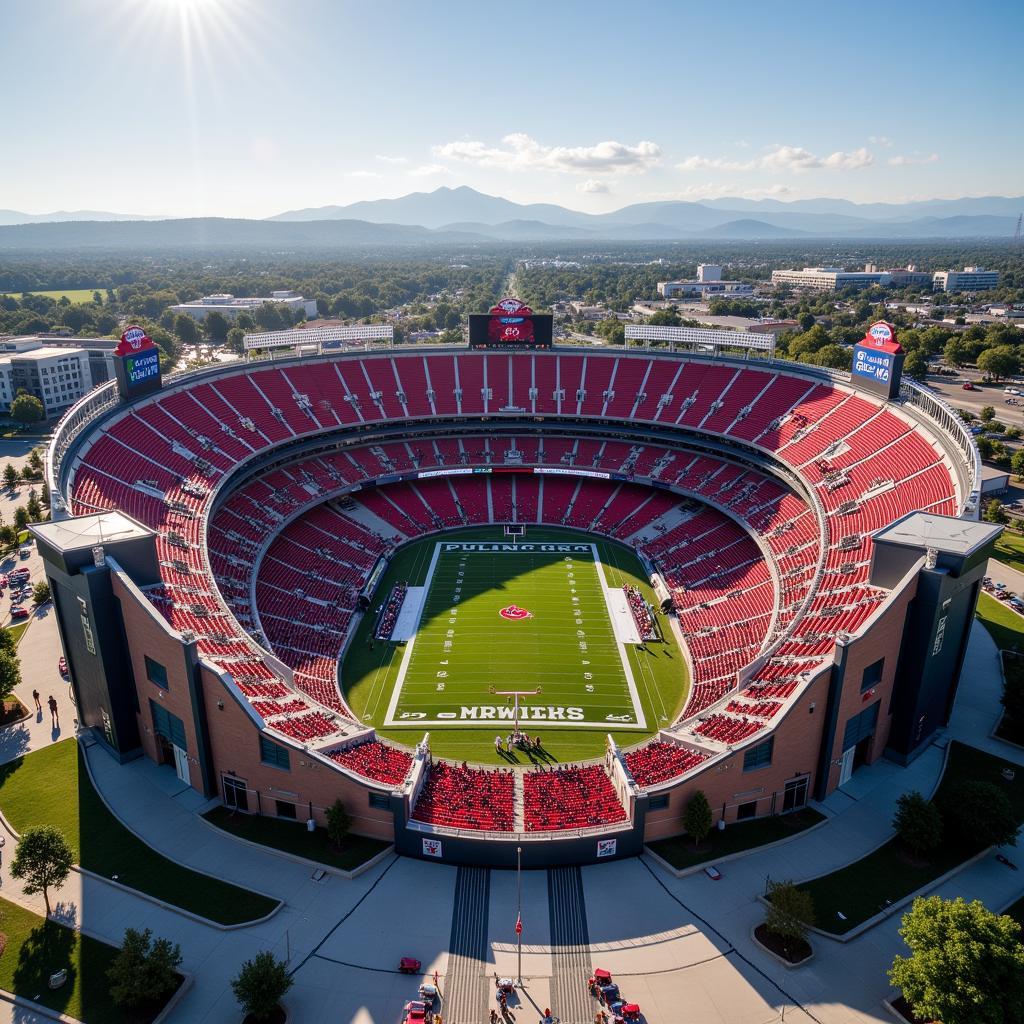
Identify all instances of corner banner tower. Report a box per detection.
[850,320,904,400]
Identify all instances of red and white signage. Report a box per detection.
[114,325,157,357]
[860,321,902,354]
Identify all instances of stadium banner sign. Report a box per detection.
[596,838,618,858]
[243,324,393,351]
[850,320,904,400]
[422,838,443,858]
[442,543,591,553]
[469,298,553,349]
[533,467,611,480]
[113,325,163,401]
[417,467,492,479]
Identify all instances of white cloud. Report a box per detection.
[577,179,610,194]
[375,154,408,164]
[409,163,449,177]
[677,144,874,174]
[433,133,661,175]
[643,183,794,200]
[888,152,940,166]
[869,135,894,147]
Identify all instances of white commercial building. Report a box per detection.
[657,279,753,298]
[697,264,722,282]
[169,290,318,322]
[932,268,1000,293]
[770,267,892,291]
[0,337,93,416]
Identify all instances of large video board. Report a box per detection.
[469,298,553,349]
[113,325,163,401]
[850,321,903,400]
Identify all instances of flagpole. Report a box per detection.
[516,844,523,987]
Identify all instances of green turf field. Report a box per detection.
[385,540,644,729]
[342,526,689,763]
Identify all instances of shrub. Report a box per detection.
[325,799,350,847]
[683,790,712,847]
[892,791,942,859]
[107,927,182,1008]
[764,880,815,956]
[231,950,293,1021]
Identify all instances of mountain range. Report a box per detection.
[0,186,1019,248]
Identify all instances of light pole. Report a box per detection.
[516,845,523,987]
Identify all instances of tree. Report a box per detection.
[903,350,929,381]
[983,498,1007,525]
[941,780,1018,848]
[231,951,293,1022]
[226,327,246,354]
[3,464,18,491]
[13,506,28,530]
[173,314,199,345]
[27,449,43,475]
[203,310,230,344]
[26,488,42,522]
[325,798,350,847]
[10,393,44,428]
[107,927,182,1008]
[10,825,74,915]
[683,790,712,847]
[892,791,942,859]
[0,649,21,701]
[889,896,1024,1024]
[980,405,997,423]
[0,525,17,552]
[32,581,50,606]
[978,345,1019,382]
[1012,450,1024,481]
[764,880,815,957]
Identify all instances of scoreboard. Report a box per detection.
[113,325,163,401]
[469,298,553,349]
[850,321,904,400]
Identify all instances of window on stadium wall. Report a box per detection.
[861,657,884,693]
[743,737,774,772]
[149,700,186,750]
[842,703,880,750]
[145,655,168,690]
[259,735,290,771]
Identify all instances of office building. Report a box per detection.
[169,290,318,322]
[0,337,93,416]
[657,279,753,298]
[932,268,1000,293]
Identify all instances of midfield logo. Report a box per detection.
[499,605,532,620]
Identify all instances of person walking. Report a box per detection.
[32,689,41,713]
[47,695,58,728]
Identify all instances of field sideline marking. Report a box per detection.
[382,542,443,726]
[591,543,648,730]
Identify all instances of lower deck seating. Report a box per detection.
[523,765,627,832]
[410,762,515,831]
[326,741,413,786]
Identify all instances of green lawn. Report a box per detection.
[0,740,278,925]
[343,526,689,764]
[0,896,179,1023]
[647,807,825,870]
[797,743,1024,934]
[14,289,102,304]
[976,591,1024,653]
[3,621,29,646]
[993,531,1024,574]
[203,807,390,871]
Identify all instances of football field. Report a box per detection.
[382,540,646,729]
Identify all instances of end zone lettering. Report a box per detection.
[459,705,586,721]
[443,543,590,552]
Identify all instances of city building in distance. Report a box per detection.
[0,336,93,416]
[932,267,1000,292]
[657,267,754,299]
[771,265,935,292]
[169,290,318,322]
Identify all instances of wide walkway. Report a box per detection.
[0,619,1022,1023]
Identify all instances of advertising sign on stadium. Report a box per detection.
[596,839,618,858]
[468,298,553,349]
[422,838,443,858]
[533,467,611,480]
[113,324,163,400]
[850,321,904,400]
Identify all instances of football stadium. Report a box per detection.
[35,308,997,880]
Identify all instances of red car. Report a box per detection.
[10,606,29,620]
[962,382,978,391]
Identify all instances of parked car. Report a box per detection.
[9,606,29,620]
[18,548,29,560]
[1005,388,1021,396]
[963,382,979,391]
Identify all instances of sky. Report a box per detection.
[1,0,1021,219]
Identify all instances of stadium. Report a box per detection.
[36,307,997,875]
